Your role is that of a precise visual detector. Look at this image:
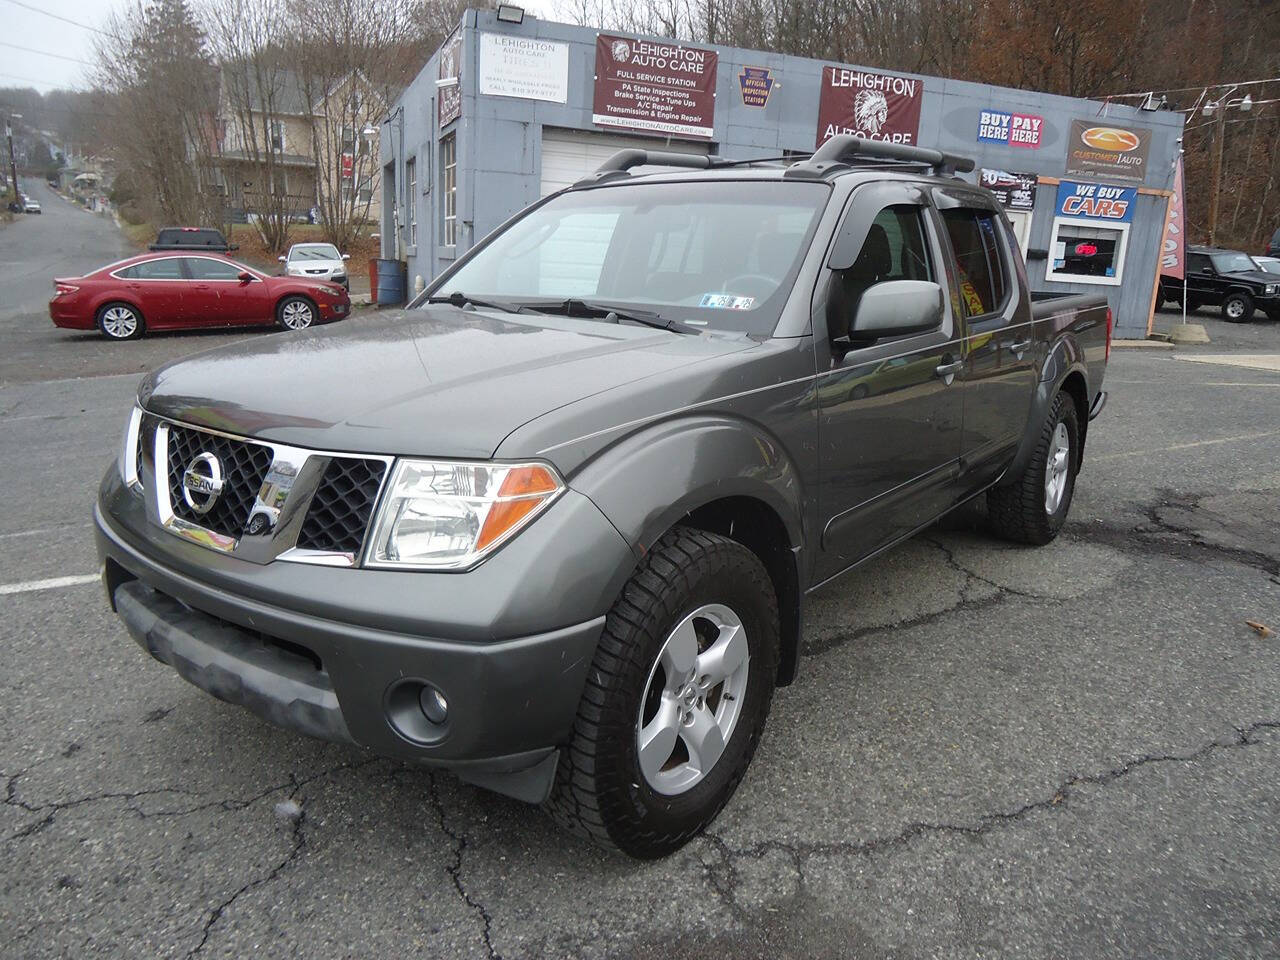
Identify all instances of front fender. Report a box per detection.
[568,414,807,559]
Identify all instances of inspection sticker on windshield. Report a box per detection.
[699,293,755,310]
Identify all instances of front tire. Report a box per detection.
[277,296,316,330]
[1222,292,1254,323]
[546,526,779,858]
[987,390,1080,545]
[96,302,145,340]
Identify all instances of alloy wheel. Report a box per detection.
[281,300,314,329]
[636,603,750,796]
[1044,421,1071,514]
[101,306,138,339]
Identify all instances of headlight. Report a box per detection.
[1265,284,1278,296]
[119,405,144,490]
[367,460,564,570]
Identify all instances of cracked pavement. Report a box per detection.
[3,217,1280,958]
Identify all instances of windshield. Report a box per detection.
[1253,258,1280,276]
[428,180,830,334]
[292,244,341,261]
[1211,252,1256,274]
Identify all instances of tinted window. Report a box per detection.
[1187,253,1212,273]
[129,258,185,280]
[941,209,1007,317]
[157,229,223,247]
[1211,252,1256,274]
[868,205,932,282]
[186,258,243,280]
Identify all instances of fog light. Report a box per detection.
[419,686,448,724]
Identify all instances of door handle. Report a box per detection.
[935,359,963,384]
[1005,338,1032,354]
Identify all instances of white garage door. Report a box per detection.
[539,129,711,197]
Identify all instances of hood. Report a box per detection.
[139,305,754,458]
[1221,269,1280,286]
[289,259,345,272]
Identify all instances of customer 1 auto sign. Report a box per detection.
[593,35,717,139]
[1065,119,1151,183]
[816,67,923,147]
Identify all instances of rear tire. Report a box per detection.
[545,526,779,859]
[1222,292,1254,323]
[987,391,1080,545]
[96,302,145,341]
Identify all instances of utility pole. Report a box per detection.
[1206,104,1225,247]
[5,113,20,205]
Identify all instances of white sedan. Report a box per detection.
[23,196,41,214]
[279,242,350,289]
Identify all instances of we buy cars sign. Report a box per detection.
[1055,180,1136,222]
[592,34,717,140]
[815,66,923,148]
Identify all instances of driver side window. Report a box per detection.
[834,204,934,324]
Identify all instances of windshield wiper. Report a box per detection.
[523,298,700,335]
[427,291,527,314]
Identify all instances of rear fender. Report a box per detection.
[998,336,1088,486]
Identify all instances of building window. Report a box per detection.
[271,168,288,197]
[1045,219,1130,286]
[405,157,417,247]
[441,134,457,247]
[270,120,284,153]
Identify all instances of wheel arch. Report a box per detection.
[999,336,1091,486]
[567,414,808,685]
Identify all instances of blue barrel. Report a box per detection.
[375,258,406,305]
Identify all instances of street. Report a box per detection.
[2,206,1279,958]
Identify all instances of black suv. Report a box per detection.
[149,227,238,252]
[1160,244,1280,322]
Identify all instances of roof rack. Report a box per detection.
[574,149,731,187]
[783,136,975,180]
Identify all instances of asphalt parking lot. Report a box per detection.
[3,199,1279,958]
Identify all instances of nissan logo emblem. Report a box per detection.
[182,452,225,515]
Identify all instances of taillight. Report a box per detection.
[53,283,80,298]
[1105,306,1113,361]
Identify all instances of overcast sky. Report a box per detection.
[0,0,567,93]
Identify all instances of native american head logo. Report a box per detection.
[854,89,890,135]
[611,40,632,63]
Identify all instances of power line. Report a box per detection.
[1105,76,1280,100]
[0,0,112,37]
[0,70,81,91]
[0,41,94,67]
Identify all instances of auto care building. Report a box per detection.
[379,8,1184,338]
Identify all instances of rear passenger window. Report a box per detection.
[941,209,1008,317]
[129,259,185,280]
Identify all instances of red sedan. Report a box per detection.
[49,252,351,340]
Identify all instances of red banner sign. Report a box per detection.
[1161,156,1185,280]
[815,66,924,148]
[592,34,717,140]
[438,30,462,129]
[341,152,354,180]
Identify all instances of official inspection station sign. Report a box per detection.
[592,34,718,139]
[479,34,569,103]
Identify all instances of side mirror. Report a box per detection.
[277,255,286,262]
[831,279,944,344]
[237,271,253,283]
[341,253,350,260]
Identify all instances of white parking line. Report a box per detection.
[1093,429,1280,462]
[0,574,100,596]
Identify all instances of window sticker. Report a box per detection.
[699,293,755,310]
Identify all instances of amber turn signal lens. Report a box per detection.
[476,466,561,551]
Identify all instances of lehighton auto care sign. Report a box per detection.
[479,33,569,103]
[815,66,923,148]
[593,35,717,140]
[1065,119,1151,183]
[1055,180,1137,222]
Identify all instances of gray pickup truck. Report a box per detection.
[96,137,1110,858]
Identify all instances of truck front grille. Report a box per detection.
[297,457,387,554]
[165,424,274,538]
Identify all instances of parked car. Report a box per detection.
[1252,255,1280,278]
[279,242,351,289]
[1266,227,1280,257]
[149,226,237,252]
[23,196,41,214]
[1159,244,1280,322]
[95,138,1109,858]
[50,252,350,340]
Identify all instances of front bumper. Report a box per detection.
[95,473,634,801]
